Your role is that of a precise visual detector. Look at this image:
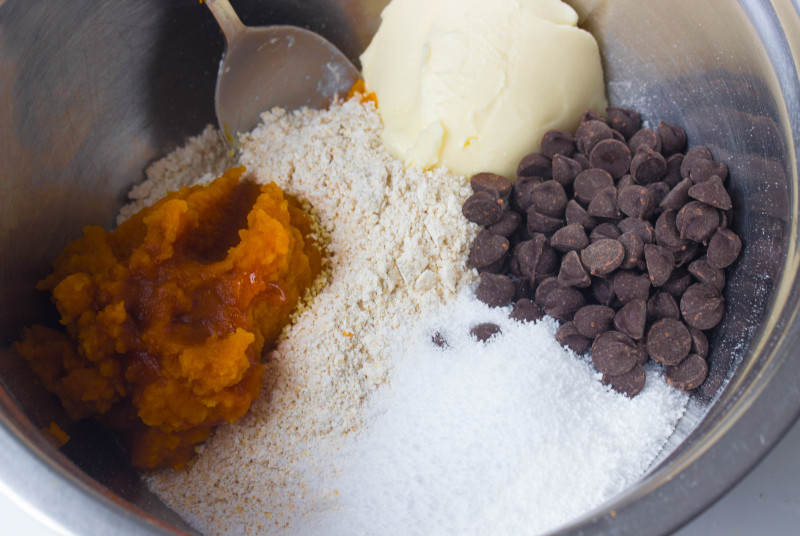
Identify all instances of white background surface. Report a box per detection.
[2,417,799,535]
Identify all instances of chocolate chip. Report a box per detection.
[614,299,647,340]
[630,128,661,152]
[616,173,634,191]
[476,273,516,307]
[666,354,708,391]
[589,139,632,179]
[487,211,521,237]
[618,231,644,270]
[471,322,502,343]
[617,185,654,219]
[534,276,562,305]
[541,129,576,159]
[688,176,732,209]
[543,286,586,322]
[565,199,598,230]
[644,244,674,287]
[663,153,684,188]
[646,181,670,208]
[607,107,641,140]
[556,321,591,354]
[513,277,531,301]
[654,210,686,249]
[511,176,541,212]
[513,234,556,279]
[462,190,505,225]
[659,178,692,212]
[588,186,622,218]
[591,331,639,375]
[552,154,584,189]
[681,283,725,330]
[509,298,543,323]
[661,270,692,297]
[688,257,726,292]
[517,153,552,179]
[618,217,654,244]
[576,120,613,155]
[573,153,591,170]
[602,364,646,398]
[589,222,622,243]
[613,270,651,304]
[680,146,713,179]
[592,277,616,306]
[573,305,616,338]
[646,318,691,365]
[558,250,592,288]
[531,180,568,218]
[707,228,742,268]
[581,239,625,276]
[631,147,667,185]
[690,159,728,184]
[431,331,448,348]
[672,241,699,268]
[581,109,606,124]
[687,326,709,358]
[573,168,615,205]
[470,172,512,197]
[550,223,589,252]
[647,292,680,320]
[526,206,565,236]
[676,201,719,243]
[657,121,687,156]
[469,230,509,273]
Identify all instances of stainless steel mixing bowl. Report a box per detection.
[1,1,799,534]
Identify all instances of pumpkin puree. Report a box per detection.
[15,167,323,469]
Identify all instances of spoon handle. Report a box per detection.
[205,0,246,45]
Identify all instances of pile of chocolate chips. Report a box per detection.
[462,107,742,397]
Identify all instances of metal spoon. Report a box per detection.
[205,0,360,149]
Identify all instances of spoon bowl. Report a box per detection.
[206,0,360,149]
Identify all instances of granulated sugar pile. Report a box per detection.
[138,98,688,536]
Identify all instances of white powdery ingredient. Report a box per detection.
[296,290,688,536]
[142,99,480,535]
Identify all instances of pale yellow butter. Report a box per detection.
[360,0,608,180]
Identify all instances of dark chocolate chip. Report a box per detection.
[616,173,634,191]
[541,129,576,159]
[517,153,552,179]
[576,120,613,155]
[690,159,728,184]
[663,153,684,188]
[573,153,591,170]
[654,210,686,249]
[661,270,693,297]
[629,128,661,154]
[706,228,742,268]
[462,190,505,225]
[592,277,616,306]
[644,244,675,287]
[550,223,589,252]
[618,231,644,270]
[511,176,542,212]
[565,199,598,230]
[666,354,708,391]
[680,146,713,179]
[469,230,510,272]
[646,181,670,208]
[687,326,709,358]
[581,239,625,276]
[657,121,687,156]
[431,331,448,348]
[513,235,556,279]
[688,257,726,292]
[646,318,692,365]
[534,276,562,305]
[589,139,632,179]
[613,270,651,304]
[659,178,692,212]
[531,180,568,218]
[543,286,586,322]
[631,147,667,185]
[602,364,646,398]
[618,217,655,244]
[470,172,512,197]
[647,291,681,320]
[526,206,565,236]
[589,222,622,243]
[558,250,592,288]
[676,201,720,243]
[681,283,725,330]
[591,331,639,376]
[573,305,616,338]
[617,185,655,219]
[688,176,732,209]
[556,321,592,354]
[487,211,521,237]
[476,273,515,307]
[614,299,647,340]
[581,109,606,124]
[471,322,502,343]
[552,154,584,189]
[588,186,622,218]
[607,107,641,140]
[509,298,543,323]
[671,241,699,268]
[513,277,531,301]
[573,168,615,205]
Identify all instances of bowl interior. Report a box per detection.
[1,1,798,535]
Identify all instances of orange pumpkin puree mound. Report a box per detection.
[15,166,323,469]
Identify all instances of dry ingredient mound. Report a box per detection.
[141,98,479,534]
